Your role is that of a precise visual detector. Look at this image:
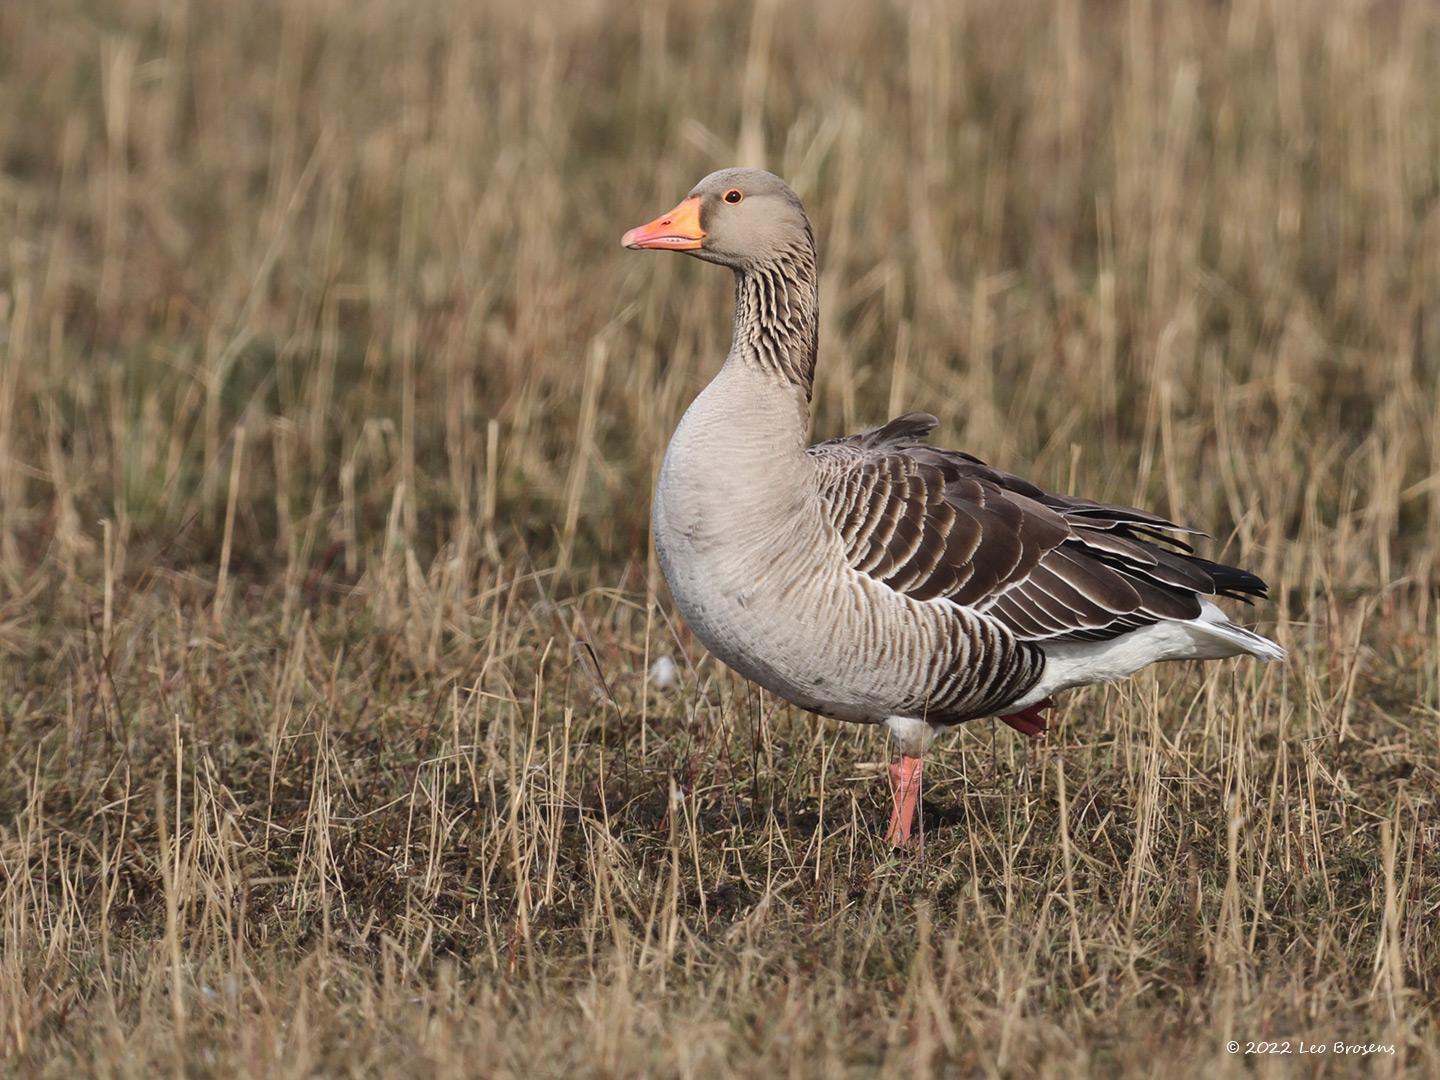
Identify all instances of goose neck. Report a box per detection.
[730,245,819,400]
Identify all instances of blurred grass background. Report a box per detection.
[1,0,1438,1075]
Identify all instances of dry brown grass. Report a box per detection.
[1,0,1438,1075]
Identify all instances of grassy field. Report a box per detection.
[2,0,1438,1074]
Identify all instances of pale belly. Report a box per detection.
[652,469,832,712]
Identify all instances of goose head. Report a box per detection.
[621,168,813,271]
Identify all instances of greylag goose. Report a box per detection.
[622,168,1283,846]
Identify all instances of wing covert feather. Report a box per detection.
[812,416,1267,644]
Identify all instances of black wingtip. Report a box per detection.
[1190,556,1270,602]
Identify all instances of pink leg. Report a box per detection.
[1000,697,1054,739]
[885,754,924,847]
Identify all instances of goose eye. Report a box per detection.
[723,189,743,204]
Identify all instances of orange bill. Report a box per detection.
[621,195,705,250]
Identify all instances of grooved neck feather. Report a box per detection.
[730,235,819,399]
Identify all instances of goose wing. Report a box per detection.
[810,413,1266,644]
